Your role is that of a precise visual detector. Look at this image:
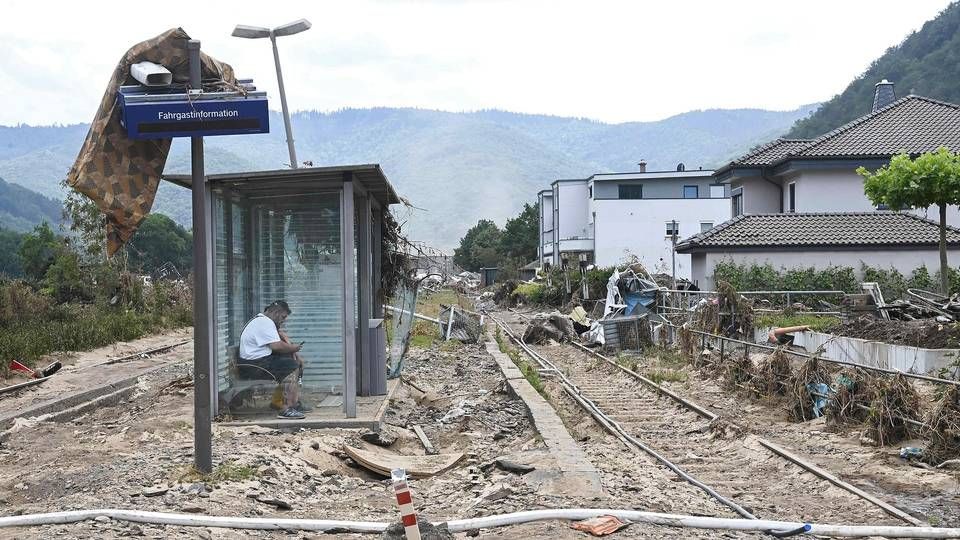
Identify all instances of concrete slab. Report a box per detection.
[484,337,604,498]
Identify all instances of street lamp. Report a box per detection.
[232,19,311,169]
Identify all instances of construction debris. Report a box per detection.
[342,445,465,479]
[570,515,631,536]
[522,312,577,344]
[790,356,832,421]
[863,374,923,446]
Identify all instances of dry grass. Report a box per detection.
[789,356,832,421]
[862,374,922,446]
[924,386,960,465]
[751,348,792,397]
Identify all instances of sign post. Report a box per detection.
[188,39,214,474]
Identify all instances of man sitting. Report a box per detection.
[239,300,306,419]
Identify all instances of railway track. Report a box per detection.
[491,311,921,530]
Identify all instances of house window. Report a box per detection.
[709,185,725,198]
[619,184,643,199]
[589,186,593,199]
[732,192,743,216]
[683,185,699,199]
[700,221,713,233]
[665,221,679,237]
[788,182,796,213]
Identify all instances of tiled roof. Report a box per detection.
[718,96,960,173]
[675,212,960,252]
[797,96,960,158]
[733,139,811,167]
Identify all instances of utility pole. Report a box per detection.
[671,219,678,290]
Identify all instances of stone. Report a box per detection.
[256,496,292,510]
[494,459,535,475]
[360,429,397,447]
[94,515,110,522]
[258,466,278,478]
[380,516,453,540]
[181,505,204,513]
[142,486,168,497]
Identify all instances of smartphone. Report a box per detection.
[298,341,306,347]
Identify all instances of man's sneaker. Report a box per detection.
[294,401,312,413]
[277,407,305,420]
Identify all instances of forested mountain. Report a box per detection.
[0,176,62,232]
[0,105,814,248]
[788,1,960,138]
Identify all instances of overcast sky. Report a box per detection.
[0,0,954,126]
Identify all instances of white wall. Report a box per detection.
[556,181,591,241]
[733,176,780,214]
[757,168,960,226]
[593,198,730,277]
[691,248,960,290]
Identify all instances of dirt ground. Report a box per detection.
[832,318,960,349]
[498,308,960,529]
[1,328,720,539]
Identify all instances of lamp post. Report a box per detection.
[232,19,311,169]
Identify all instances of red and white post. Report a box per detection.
[391,468,422,540]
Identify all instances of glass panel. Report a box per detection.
[618,184,642,199]
[213,188,344,417]
[683,185,699,198]
[700,222,713,233]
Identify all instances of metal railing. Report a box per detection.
[659,289,845,316]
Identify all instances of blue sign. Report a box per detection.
[117,85,269,139]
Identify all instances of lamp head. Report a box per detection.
[232,24,271,39]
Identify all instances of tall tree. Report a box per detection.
[454,220,502,272]
[0,228,24,277]
[858,148,960,294]
[17,222,60,282]
[126,213,193,274]
[499,202,539,262]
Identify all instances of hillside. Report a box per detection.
[788,1,960,138]
[0,105,814,249]
[0,176,62,232]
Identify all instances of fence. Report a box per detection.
[658,289,845,316]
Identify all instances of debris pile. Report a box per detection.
[862,374,922,446]
[750,348,792,397]
[924,386,960,465]
[522,312,577,344]
[689,281,754,339]
[790,356,832,421]
[826,368,875,425]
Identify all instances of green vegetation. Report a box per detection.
[754,313,839,333]
[646,368,688,385]
[712,261,954,300]
[126,213,193,274]
[0,193,193,375]
[511,282,545,304]
[0,176,62,233]
[454,203,539,275]
[788,3,960,138]
[494,326,549,399]
[859,148,960,294]
[177,461,258,484]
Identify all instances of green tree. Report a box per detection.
[0,228,24,277]
[126,213,193,274]
[858,148,960,293]
[499,202,539,262]
[454,219,502,272]
[17,222,60,282]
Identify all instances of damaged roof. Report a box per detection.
[716,95,960,175]
[675,212,960,253]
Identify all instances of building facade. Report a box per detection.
[539,165,730,279]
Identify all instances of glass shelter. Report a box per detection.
[164,165,399,420]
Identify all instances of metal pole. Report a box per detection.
[270,33,298,169]
[189,39,213,474]
[670,220,677,290]
[445,305,456,340]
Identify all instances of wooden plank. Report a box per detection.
[412,424,437,455]
[343,445,463,478]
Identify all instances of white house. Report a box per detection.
[677,212,960,291]
[540,163,730,279]
[537,189,554,266]
[681,80,960,288]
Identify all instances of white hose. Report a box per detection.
[1,508,958,538]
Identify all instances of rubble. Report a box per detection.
[522,312,577,344]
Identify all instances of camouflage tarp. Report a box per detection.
[67,28,236,256]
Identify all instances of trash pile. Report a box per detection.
[415,270,480,294]
[522,312,577,345]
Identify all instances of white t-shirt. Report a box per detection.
[239,314,281,360]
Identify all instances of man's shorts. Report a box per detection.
[242,353,298,381]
